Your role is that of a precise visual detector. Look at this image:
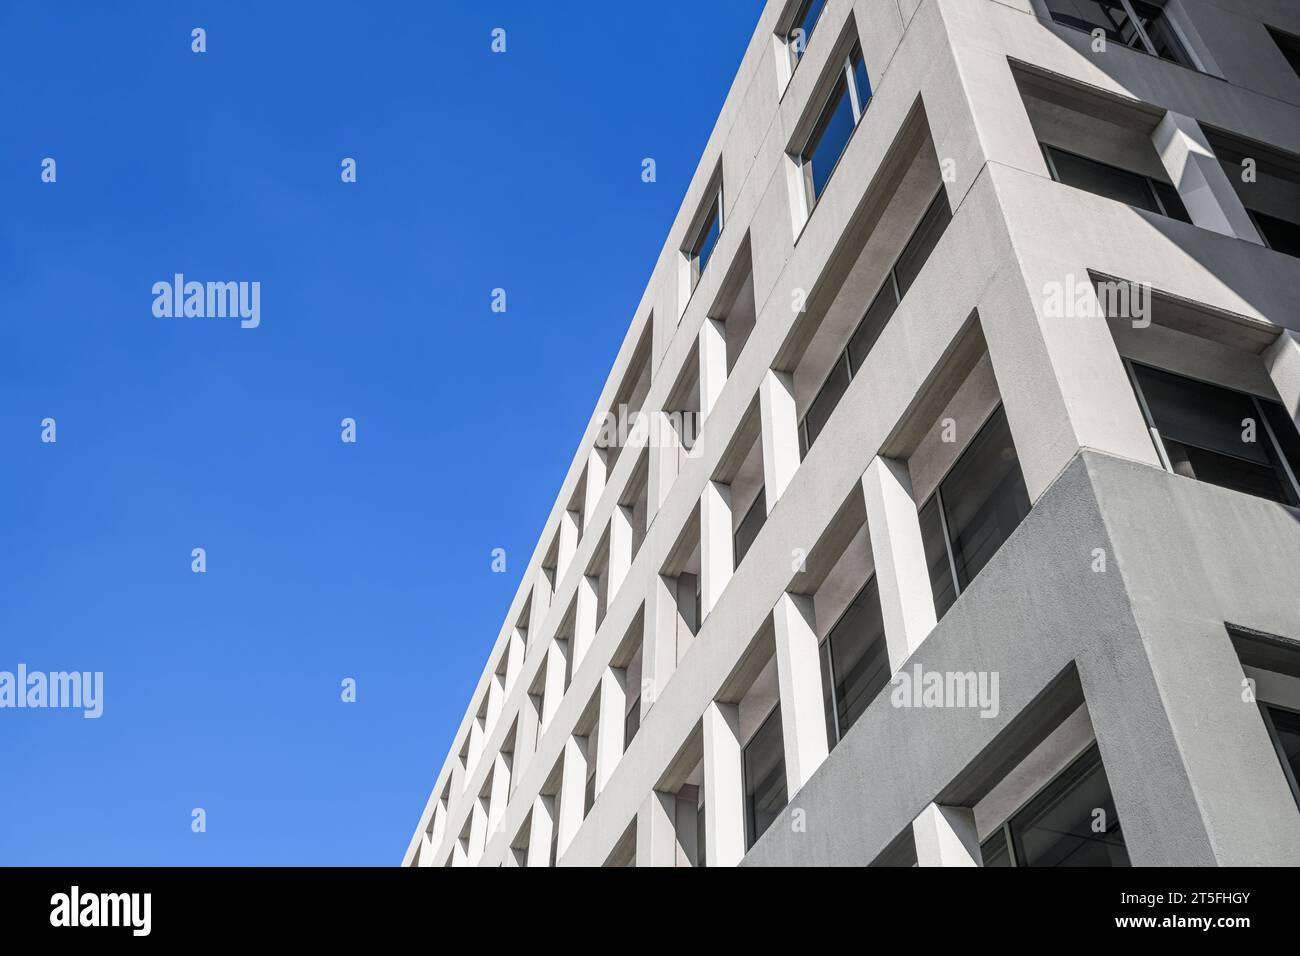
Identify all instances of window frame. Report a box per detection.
[1043,0,1194,68]
[685,183,725,294]
[1041,143,1189,222]
[782,0,828,71]
[1124,358,1300,506]
[742,704,787,850]
[1260,702,1300,810]
[819,573,889,745]
[797,44,872,212]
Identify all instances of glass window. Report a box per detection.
[1132,364,1300,505]
[919,406,1030,619]
[802,74,856,203]
[940,407,1032,590]
[733,488,767,567]
[1264,706,1300,809]
[850,47,872,116]
[803,354,851,449]
[743,707,787,849]
[983,743,1130,867]
[624,697,641,748]
[1045,0,1191,67]
[821,576,891,741]
[1261,399,1300,481]
[689,190,723,285]
[919,495,958,620]
[893,191,953,296]
[1269,26,1300,78]
[786,0,828,61]
[1251,209,1300,258]
[1044,145,1189,222]
[846,277,899,373]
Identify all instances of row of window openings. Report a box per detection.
[1042,142,1300,258]
[686,39,874,297]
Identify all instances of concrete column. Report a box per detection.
[418,830,436,868]
[556,735,589,860]
[699,317,728,425]
[466,715,486,773]
[772,592,830,794]
[485,672,505,735]
[675,787,701,867]
[573,574,599,672]
[422,798,448,867]
[862,456,937,671]
[584,448,607,532]
[636,790,678,867]
[487,751,512,837]
[504,626,526,696]
[642,575,679,721]
[759,368,801,510]
[467,796,488,866]
[700,480,734,619]
[451,836,469,867]
[526,794,556,867]
[595,667,628,795]
[529,572,553,639]
[1152,111,1263,244]
[912,803,981,867]
[648,410,682,516]
[1266,329,1300,430]
[541,639,568,730]
[513,692,541,792]
[702,701,746,867]
[608,505,634,601]
[556,509,581,586]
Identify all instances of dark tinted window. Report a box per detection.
[847,278,899,373]
[1010,745,1129,867]
[1134,364,1298,505]
[940,408,1032,590]
[624,697,640,748]
[919,495,958,620]
[1252,209,1300,258]
[822,577,890,739]
[893,192,953,296]
[1045,145,1164,215]
[1151,180,1192,223]
[1269,26,1300,78]
[744,708,787,848]
[1261,399,1300,481]
[804,354,851,448]
[1266,707,1300,809]
[733,488,767,567]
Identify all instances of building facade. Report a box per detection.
[405,0,1300,867]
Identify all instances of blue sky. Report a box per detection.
[0,1,763,865]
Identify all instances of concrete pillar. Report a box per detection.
[467,715,486,773]
[556,735,589,860]
[675,787,701,867]
[487,752,512,837]
[504,626,526,696]
[526,794,556,867]
[700,480,734,619]
[912,803,981,867]
[541,639,568,731]
[772,592,830,794]
[513,692,541,793]
[1152,111,1263,244]
[467,796,488,866]
[595,667,628,795]
[699,318,728,425]
[573,575,599,672]
[703,701,746,867]
[529,573,553,640]
[584,448,607,532]
[556,509,581,586]
[642,575,679,721]
[608,505,634,601]
[862,456,937,671]
[1266,329,1300,430]
[451,836,469,867]
[759,368,801,510]
[418,830,436,868]
[420,798,447,867]
[485,672,505,735]
[648,410,682,516]
[636,790,678,867]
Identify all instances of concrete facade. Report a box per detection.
[405,0,1300,867]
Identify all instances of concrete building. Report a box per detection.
[404,0,1300,867]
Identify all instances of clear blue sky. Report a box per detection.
[0,0,764,865]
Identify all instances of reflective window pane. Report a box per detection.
[1266,707,1300,809]
[1045,145,1162,214]
[893,191,952,297]
[824,576,890,737]
[1252,209,1300,258]
[1151,181,1192,223]
[851,48,872,115]
[733,488,766,567]
[1009,744,1129,867]
[803,75,855,202]
[980,830,1013,867]
[918,495,958,620]
[787,0,827,59]
[803,354,851,449]
[1130,0,1192,65]
[940,407,1031,592]
[744,708,787,849]
[846,277,899,373]
[692,194,722,279]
